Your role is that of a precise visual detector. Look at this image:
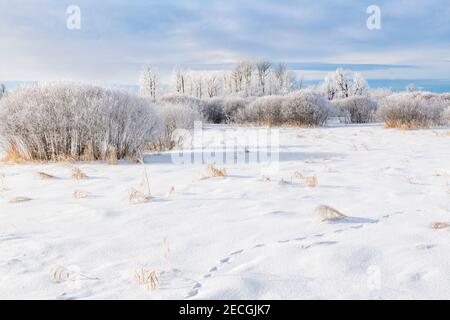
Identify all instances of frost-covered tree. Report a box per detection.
[352,72,368,96]
[322,69,369,100]
[173,66,186,94]
[205,73,220,98]
[242,61,253,95]
[139,65,157,99]
[0,84,5,99]
[256,60,272,95]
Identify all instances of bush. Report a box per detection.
[202,97,247,124]
[202,98,226,124]
[0,84,161,162]
[281,90,331,127]
[332,96,377,124]
[153,103,202,150]
[158,93,203,109]
[377,93,443,129]
[240,95,285,125]
[443,107,450,126]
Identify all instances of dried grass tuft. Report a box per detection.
[430,222,449,230]
[3,145,28,163]
[128,188,151,204]
[51,266,99,282]
[73,190,91,199]
[305,175,318,187]
[9,196,32,203]
[207,164,227,178]
[72,168,87,180]
[37,172,55,180]
[106,148,118,165]
[292,171,304,181]
[314,205,346,223]
[135,268,161,290]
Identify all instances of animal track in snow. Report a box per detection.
[186,211,401,299]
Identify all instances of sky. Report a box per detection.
[0,0,449,84]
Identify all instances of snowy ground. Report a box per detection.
[1,124,449,300]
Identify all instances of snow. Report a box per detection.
[1,124,449,300]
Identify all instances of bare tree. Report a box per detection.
[242,61,253,95]
[173,66,186,94]
[232,63,245,93]
[206,73,220,98]
[139,66,157,99]
[256,60,272,95]
[0,84,5,99]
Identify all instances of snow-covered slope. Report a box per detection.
[0,124,449,299]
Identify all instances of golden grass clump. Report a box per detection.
[135,268,161,290]
[305,175,318,187]
[430,222,449,230]
[383,121,428,130]
[106,148,118,165]
[3,145,28,163]
[9,196,32,203]
[433,131,450,137]
[72,168,87,180]
[207,164,227,178]
[37,172,55,180]
[73,190,91,199]
[128,188,151,204]
[314,205,346,223]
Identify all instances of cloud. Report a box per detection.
[0,0,449,83]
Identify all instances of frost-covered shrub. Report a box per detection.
[241,95,285,125]
[281,90,331,127]
[0,84,161,162]
[442,106,450,126]
[153,103,202,150]
[202,97,247,123]
[377,93,443,129]
[202,98,226,123]
[332,96,377,124]
[158,93,203,109]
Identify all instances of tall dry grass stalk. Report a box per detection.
[135,268,161,290]
[0,173,7,191]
